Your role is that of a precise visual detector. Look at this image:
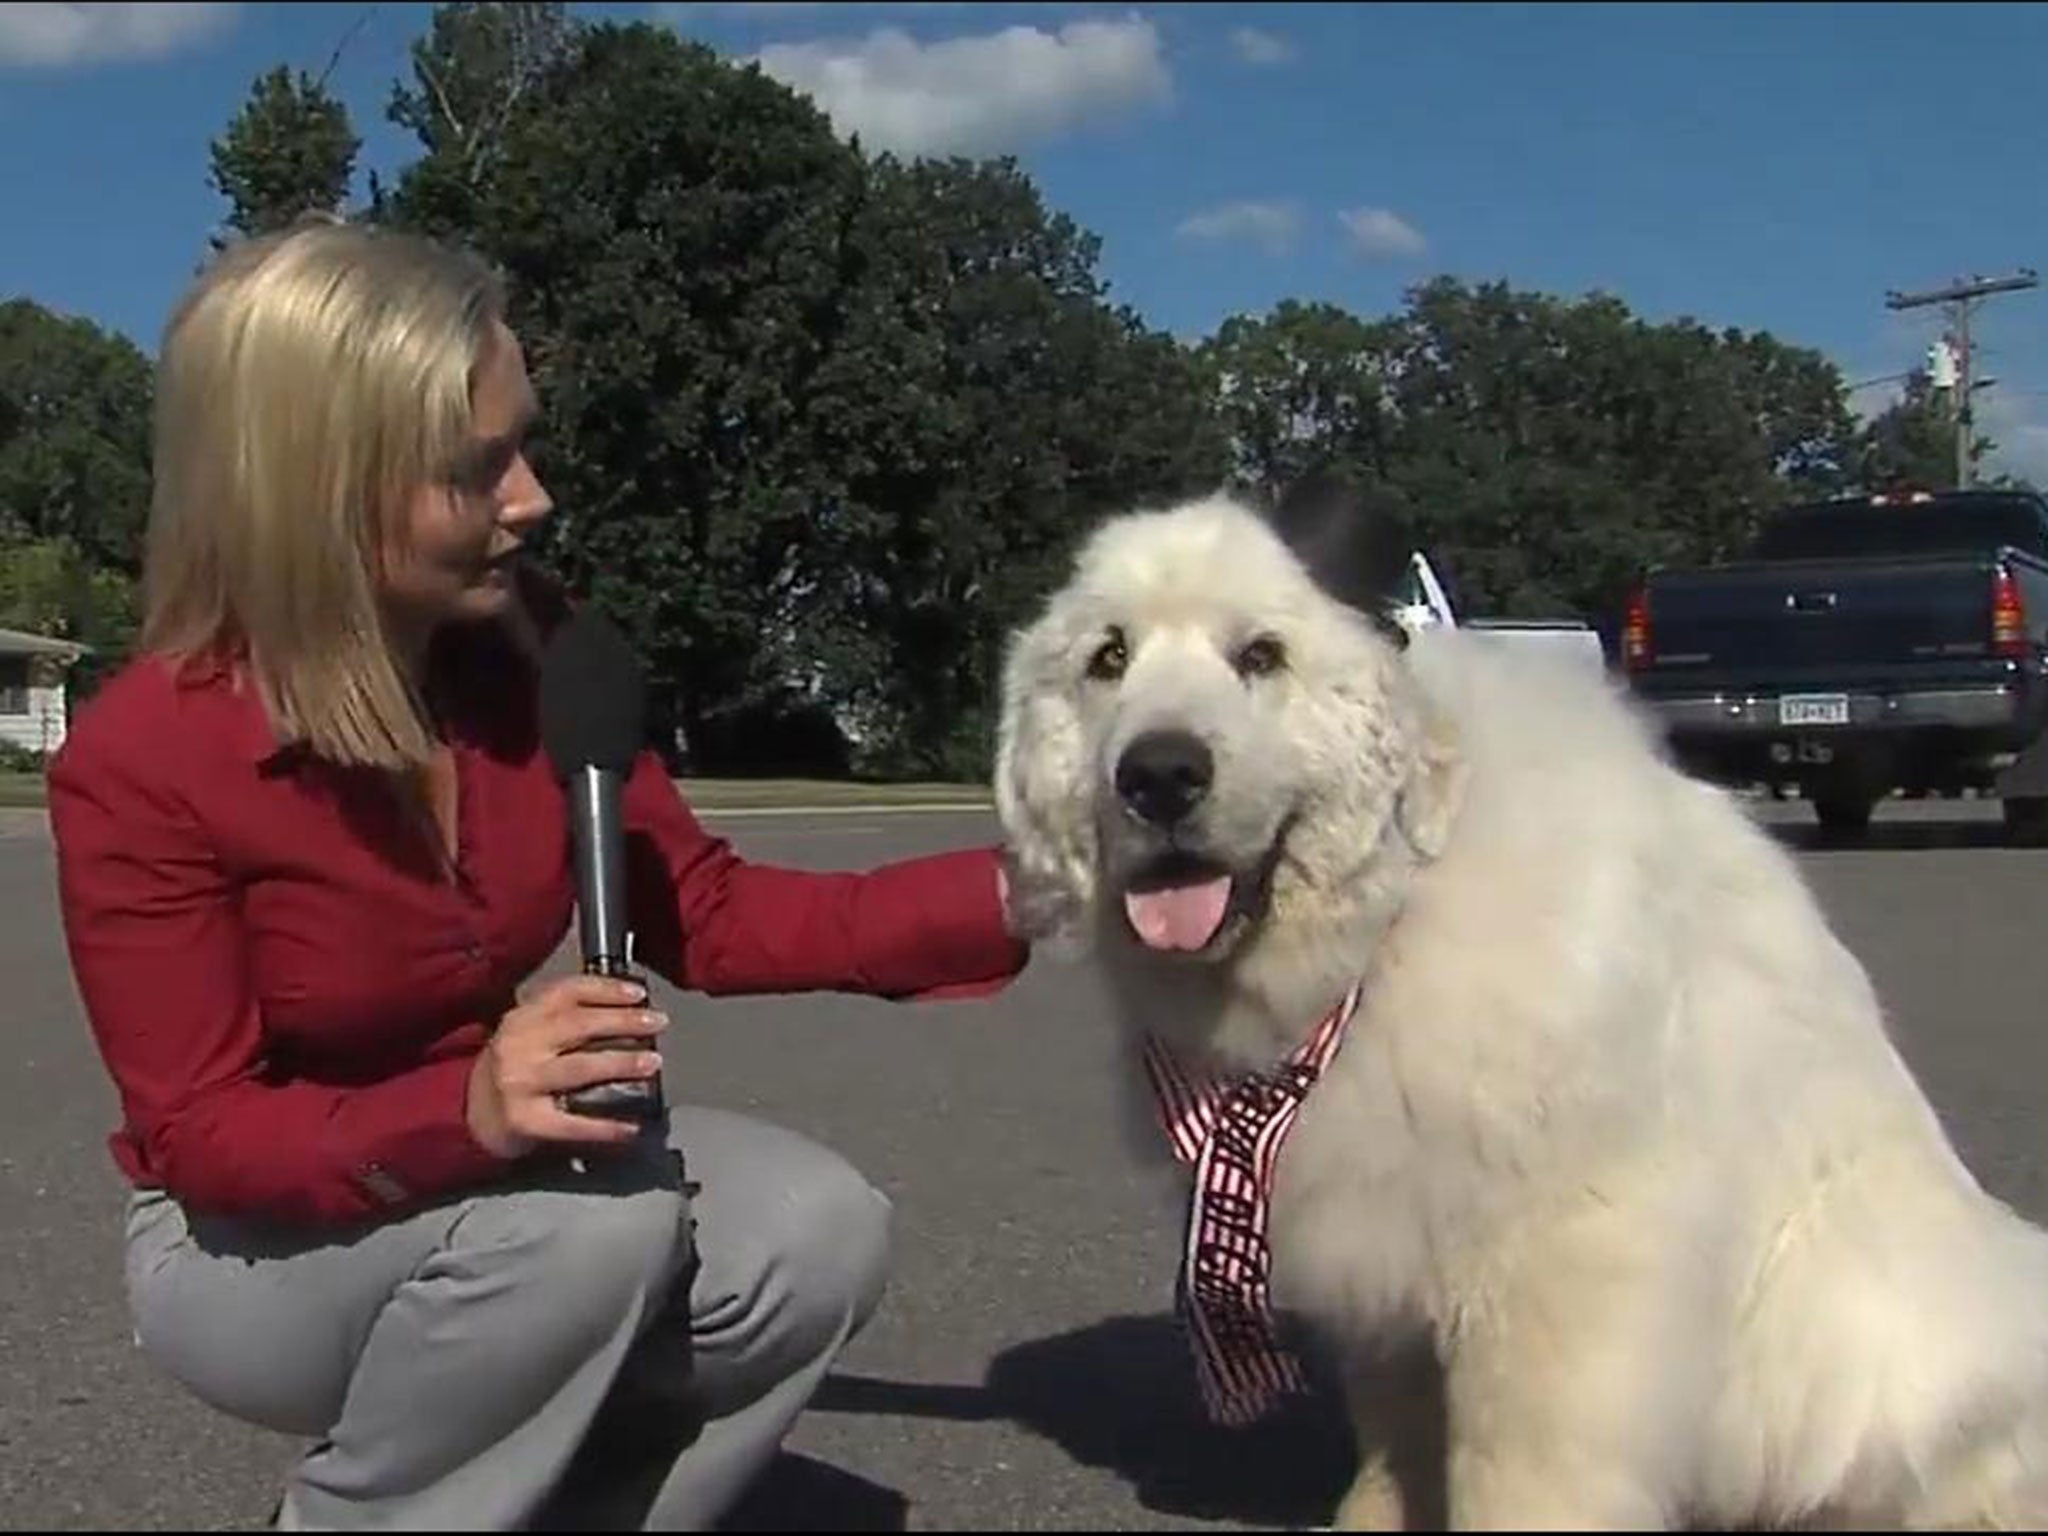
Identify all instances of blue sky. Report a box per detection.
[7,1,2048,478]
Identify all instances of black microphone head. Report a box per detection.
[539,606,649,779]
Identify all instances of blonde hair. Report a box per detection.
[143,214,509,771]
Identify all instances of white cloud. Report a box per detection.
[668,2,958,15]
[1978,388,2048,487]
[1175,199,1300,256]
[1229,26,1294,66]
[1338,206,1428,261]
[751,15,1172,158]
[0,2,237,67]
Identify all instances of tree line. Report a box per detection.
[0,1,1998,778]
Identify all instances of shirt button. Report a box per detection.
[465,941,486,963]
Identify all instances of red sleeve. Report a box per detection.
[619,750,1029,1000]
[47,717,510,1226]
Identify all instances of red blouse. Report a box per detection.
[47,625,1025,1228]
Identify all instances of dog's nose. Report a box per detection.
[1115,730,1214,826]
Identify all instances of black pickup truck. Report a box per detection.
[1622,488,2048,841]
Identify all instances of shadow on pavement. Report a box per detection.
[718,1452,909,1532]
[811,1312,1402,1531]
[1763,816,2018,853]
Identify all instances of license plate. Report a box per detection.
[1779,693,1849,727]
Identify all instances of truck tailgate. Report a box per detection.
[1642,556,1998,679]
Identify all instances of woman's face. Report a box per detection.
[382,318,554,641]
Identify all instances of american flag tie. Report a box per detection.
[1140,983,1363,1426]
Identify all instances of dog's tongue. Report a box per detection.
[1125,876,1232,952]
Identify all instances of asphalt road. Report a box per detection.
[3,798,2047,1532]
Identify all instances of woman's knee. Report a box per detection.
[439,1169,695,1342]
[118,1160,695,1451]
[681,1110,895,1362]
[123,1194,362,1438]
[791,1150,893,1340]
[750,1138,893,1355]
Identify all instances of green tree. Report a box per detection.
[0,537,136,697]
[1201,280,1859,626]
[390,21,870,763]
[1724,326,1858,494]
[821,154,1227,775]
[1855,370,1979,491]
[379,1,580,234]
[0,298,154,575]
[208,64,361,240]
[1203,299,1402,506]
[202,0,1945,777]
[378,16,1224,776]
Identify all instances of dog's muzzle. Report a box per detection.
[1115,730,1214,828]
[1109,729,1289,957]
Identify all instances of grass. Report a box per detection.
[0,770,989,813]
[677,777,989,810]
[0,772,43,808]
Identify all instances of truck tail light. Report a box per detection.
[1623,584,1653,672]
[1993,565,2027,658]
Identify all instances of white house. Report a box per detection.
[0,627,90,757]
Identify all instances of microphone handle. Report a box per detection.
[558,765,666,1125]
[558,977,666,1122]
[569,765,629,971]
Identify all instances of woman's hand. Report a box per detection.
[465,974,667,1159]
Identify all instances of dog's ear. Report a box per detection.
[1265,466,1417,644]
[1393,696,1468,861]
[993,608,1100,951]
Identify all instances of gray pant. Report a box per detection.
[121,1105,892,1531]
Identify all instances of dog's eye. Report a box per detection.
[1233,635,1288,679]
[1086,629,1129,682]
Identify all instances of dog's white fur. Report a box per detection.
[994,492,2048,1530]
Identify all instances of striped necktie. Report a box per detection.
[1139,982,1362,1426]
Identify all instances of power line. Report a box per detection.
[1885,269,2040,488]
[313,5,379,90]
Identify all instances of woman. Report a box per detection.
[46,217,1029,1530]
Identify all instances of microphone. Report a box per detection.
[538,605,666,1125]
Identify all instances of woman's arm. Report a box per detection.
[47,727,511,1227]
[619,750,1030,1000]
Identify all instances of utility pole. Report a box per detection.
[1885,269,2039,489]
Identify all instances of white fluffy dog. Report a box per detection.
[992,486,2048,1530]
